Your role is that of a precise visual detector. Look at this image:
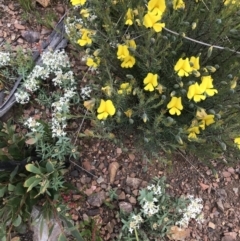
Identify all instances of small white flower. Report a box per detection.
[0,52,11,67]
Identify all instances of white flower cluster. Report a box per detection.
[15,50,76,138]
[15,90,30,104]
[65,16,83,42]
[142,198,159,217]
[128,214,143,234]
[24,117,41,132]
[176,195,204,228]
[80,86,92,100]
[41,50,70,72]
[147,183,162,195]
[0,51,10,67]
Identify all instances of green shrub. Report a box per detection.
[67,0,240,163]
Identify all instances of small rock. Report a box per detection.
[140,181,148,188]
[132,190,138,196]
[129,196,137,204]
[119,202,133,214]
[56,5,65,14]
[17,38,24,44]
[222,236,235,241]
[22,31,40,43]
[216,199,224,212]
[71,213,79,221]
[82,160,92,171]
[87,208,100,216]
[11,237,20,241]
[116,148,122,154]
[118,191,126,200]
[82,213,89,221]
[72,195,81,201]
[227,167,235,174]
[233,187,238,195]
[87,191,106,207]
[14,23,25,30]
[222,171,231,178]
[70,170,79,177]
[97,176,104,184]
[208,222,216,229]
[126,176,142,189]
[41,27,52,35]
[105,222,114,233]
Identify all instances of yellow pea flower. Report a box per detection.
[173,0,185,10]
[174,58,192,77]
[234,137,240,149]
[167,97,183,115]
[80,9,90,18]
[187,82,206,102]
[224,0,238,5]
[187,126,200,140]
[143,11,165,32]
[77,29,93,46]
[97,99,116,120]
[102,86,112,96]
[148,0,166,14]
[200,76,218,96]
[121,55,136,68]
[86,57,100,68]
[118,83,132,94]
[117,45,129,60]
[143,73,158,91]
[126,39,137,50]
[190,56,200,71]
[124,109,133,118]
[196,108,215,130]
[71,0,86,6]
[125,8,134,25]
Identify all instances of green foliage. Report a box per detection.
[67,0,240,164]
[118,177,202,240]
[0,120,82,241]
[79,217,102,241]
[18,0,33,12]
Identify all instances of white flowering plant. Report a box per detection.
[67,0,240,164]
[121,177,203,240]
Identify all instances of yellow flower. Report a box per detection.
[143,11,165,32]
[125,8,134,25]
[224,0,238,5]
[84,98,95,111]
[124,109,133,118]
[187,126,200,140]
[190,56,200,71]
[173,0,185,10]
[187,82,206,102]
[117,45,129,60]
[234,137,240,149]
[118,83,132,94]
[148,0,166,14]
[71,0,86,6]
[174,58,192,77]
[167,97,183,115]
[121,55,136,68]
[196,108,215,130]
[97,99,116,120]
[126,39,137,50]
[80,9,90,18]
[143,73,158,91]
[86,57,100,68]
[200,76,218,96]
[102,86,112,96]
[77,29,93,46]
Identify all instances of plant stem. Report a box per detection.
[163,27,240,55]
[134,228,139,241]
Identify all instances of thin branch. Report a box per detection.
[163,27,240,55]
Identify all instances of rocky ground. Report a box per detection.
[1,1,240,241]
